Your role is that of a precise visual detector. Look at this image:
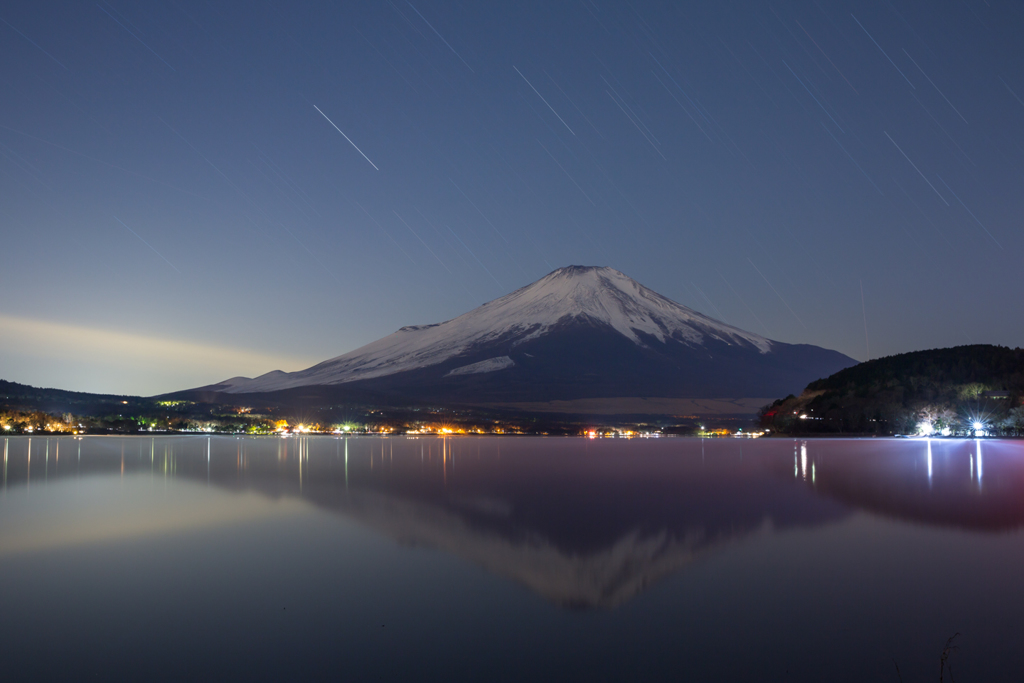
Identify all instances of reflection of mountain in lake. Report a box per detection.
[248,438,853,607]
[336,488,736,608]
[4,436,1023,608]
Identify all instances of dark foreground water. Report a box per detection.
[1,435,1023,681]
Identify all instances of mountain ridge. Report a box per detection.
[192,266,856,406]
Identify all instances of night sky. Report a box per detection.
[2,0,1022,395]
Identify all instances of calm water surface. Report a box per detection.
[1,435,1023,681]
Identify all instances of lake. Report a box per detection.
[1,435,1022,681]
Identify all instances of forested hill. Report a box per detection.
[807,345,1024,395]
[760,345,1024,436]
[0,380,139,412]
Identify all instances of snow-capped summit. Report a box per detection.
[197,266,855,402]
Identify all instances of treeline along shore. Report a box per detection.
[759,345,1024,437]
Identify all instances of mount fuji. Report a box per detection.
[189,266,855,410]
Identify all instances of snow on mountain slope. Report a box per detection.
[445,356,515,377]
[211,266,772,394]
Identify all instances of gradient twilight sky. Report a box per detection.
[2,0,1023,395]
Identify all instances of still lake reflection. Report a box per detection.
[2,435,1024,681]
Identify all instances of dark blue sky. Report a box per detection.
[2,0,1022,394]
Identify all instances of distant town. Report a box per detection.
[0,399,764,439]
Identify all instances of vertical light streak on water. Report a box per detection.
[812,461,816,485]
[976,439,983,489]
[970,452,974,480]
[3,438,7,491]
[207,437,211,485]
[27,437,31,490]
[801,443,808,480]
[345,438,349,491]
[926,439,933,485]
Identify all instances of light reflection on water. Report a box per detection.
[2,435,1024,681]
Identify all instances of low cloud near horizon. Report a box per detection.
[0,314,317,396]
